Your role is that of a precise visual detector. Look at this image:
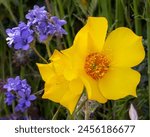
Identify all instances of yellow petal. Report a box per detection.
[43,75,84,114]
[61,17,108,81]
[104,27,145,67]
[72,23,88,57]
[62,46,84,81]
[80,70,107,103]
[72,17,108,56]
[87,17,108,51]
[99,68,140,100]
[43,76,68,102]
[60,78,84,114]
[50,50,71,76]
[36,63,54,82]
[50,49,62,61]
[49,50,64,74]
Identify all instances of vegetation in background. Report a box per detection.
[0,0,149,120]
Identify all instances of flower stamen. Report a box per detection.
[84,52,110,80]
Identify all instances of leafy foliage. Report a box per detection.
[0,0,148,120]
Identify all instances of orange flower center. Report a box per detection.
[84,52,110,80]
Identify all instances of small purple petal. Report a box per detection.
[18,91,25,98]
[27,36,33,43]
[22,44,30,50]
[29,95,36,101]
[25,100,31,107]
[6,22,33,50]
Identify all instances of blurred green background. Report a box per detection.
[0,0,149,120]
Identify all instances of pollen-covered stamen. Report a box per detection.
[84,52,110,80]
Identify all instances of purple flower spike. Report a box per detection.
[25,5,67,42]
[26,5,48,26]
[3,76,21,92]
[6,22,34,50]
[3,76,36,112]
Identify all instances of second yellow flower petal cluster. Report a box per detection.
[37,17,145,114]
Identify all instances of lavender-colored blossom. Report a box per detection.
[6,22,33,50]
[3,76,21,92]
[36,20,55,42]
[6,27,20,46]
[5,92,16,105]
[50,16,67,37]
[35,16,67,41]
[25,5,67,42]
[3,76,36,112]
[26,5,48,26]
[16,89,36,112]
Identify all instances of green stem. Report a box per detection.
[68,97,88,120]
[32,47,48,64]
[115,0,124,28]
[74,98,88,115]
[27,64,35,73]
[1,42,6,80]
[4,104,9,116]
[19,0,24,21]
[121,0,132,28]
[52,105,61,120]
[0,21,7,38]
[146,0,150,120]
[12,101,15,114]
[20,66,25,79]
[7,7,17,25]
[56,0,72,47]
[8,51,13,76]
[45,41,51,58]
[98,0,112,28]
[45,0,51,14]
[112,101,116,120]
[133,0,142,35]
[85,101,90,120]
[24,110,29,119]
[34,89,44,95]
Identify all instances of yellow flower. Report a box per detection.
[37,17,145,114]
[61,17,145,102]
[37,50,84,114]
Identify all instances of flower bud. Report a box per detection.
[129,103,138,120]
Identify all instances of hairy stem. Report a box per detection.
[32,47,48,64]
[45,40,51,58]
[52,105,61,120]
[85,101,90,120]
[45,0,52,14]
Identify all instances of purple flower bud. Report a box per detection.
[129,104,138,120]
